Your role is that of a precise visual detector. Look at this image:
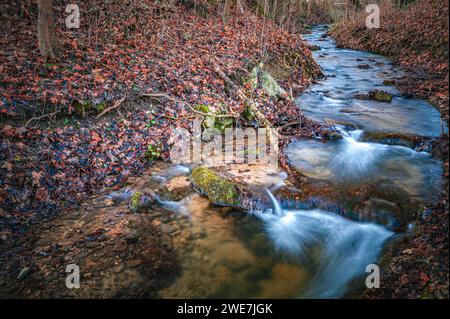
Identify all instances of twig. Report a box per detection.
[278,121,301,130]
[140,93,238,118]
[96,91,238,120]
[25,110,61,127]
[161,114,197,120]
[96,96,127,119]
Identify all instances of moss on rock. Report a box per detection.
[129,192,154,212]
[244,63,287,99]
[369,90,393,103]
[190,167,240,206]
[200,106,234,133]
[129,192,144,212]
[260,70,287,98]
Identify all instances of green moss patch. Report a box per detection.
[190,167,240,206]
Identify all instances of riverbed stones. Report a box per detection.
[353,93,371,100]
[353,90,393,103]
[126,230,140,243]
[369,90,393,103]
[257,263,309,298]
[260,71,287,98]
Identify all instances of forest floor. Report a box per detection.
[0,1,331,297]
[330,0,449,299]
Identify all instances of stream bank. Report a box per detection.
[328,0,449,298]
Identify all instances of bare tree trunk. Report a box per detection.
[222,0,231,23]
[38,0,57,60]
[307,0,312,18]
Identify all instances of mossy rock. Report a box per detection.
[214,116,234,132]
[129,192,154,212]
[73,100,93,115]
[194,104,210,113]
[200,106,234,133]
[244,63,287,99]
[202,115,216,129]
[95,101,107,113]
[308,45,321,51]
[260,71,287,99]
[383,80,395,86]
[242,105,256,122]
[190,167,240,206]
[74,100,107,115]
[369,90,393,103]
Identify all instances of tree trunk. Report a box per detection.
[38,0,57,60]
[307,0,311,18]
[222,0,231,23]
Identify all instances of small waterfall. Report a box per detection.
[265,189,283,216]
[255,190,393,298]
[164,165,190,178]
[153,193,191,218]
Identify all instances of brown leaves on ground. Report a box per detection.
[0,0,317,117]
[0,1,324,239]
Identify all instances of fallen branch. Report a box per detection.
[140,93,238,119]
[278,121,301,130]
[96,96,127,119]
[25,110,61,127]
[96,91,239,120]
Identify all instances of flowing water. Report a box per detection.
[106,26,445,298]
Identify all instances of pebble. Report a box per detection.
[17,267,31,280]
[126,230,140,243]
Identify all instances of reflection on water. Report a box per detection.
[285,128,442,203]
[298,25,447,137]
[156,192,393,299]
[157,187,392,299]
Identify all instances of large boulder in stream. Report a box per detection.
[190,167,241,206]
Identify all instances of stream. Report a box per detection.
[150,26,445,298]
[37,25,445,299]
